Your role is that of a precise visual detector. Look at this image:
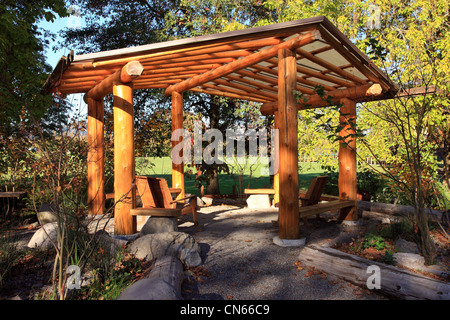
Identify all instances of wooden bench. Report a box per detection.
[244,188,276,195]
[244,188,275,208]
[240,176,355,223]
[130,176,198,225]
[299,175,327,223]
[0,191,27,215]
[0,191,27,198]
[299,200,355,218]
[298,176,355,223]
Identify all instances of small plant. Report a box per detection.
[379,220,415,242]
[380,250,396,265]
[0,231,22,285]
[362,233,388,251]
[79,249,150,300]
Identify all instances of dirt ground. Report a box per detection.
[177,203,386,300]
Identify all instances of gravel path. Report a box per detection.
[177,203,385,300]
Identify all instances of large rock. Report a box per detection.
[37,204,58,225]
[140,217,178,235]
[27,222,58,249]
[246,194,271,209]
[127,232,202,267]
[393,252,425,270]
[395,238,419,254]
[201,196,214,206]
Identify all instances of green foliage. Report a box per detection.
[0,231,22,285]
[321,167,386,200]
[80,250,147,300]
[380,250,396,266]
[362,233,388,251]
[0,0,68,131]
[379,220,416,242]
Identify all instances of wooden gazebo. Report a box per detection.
[42,16,398,239]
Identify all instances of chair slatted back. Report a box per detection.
[136,176,174,209]
[304,176,328,205]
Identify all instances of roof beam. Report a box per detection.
[260,83,383,115]
[295,47,367,85]
[165,30,321,95]
[83,61,144,101]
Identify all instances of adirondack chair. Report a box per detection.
[298,175,328,224]
[130,176,198,225]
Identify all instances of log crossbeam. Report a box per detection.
[83,61,144,102]
[165,31,321,96]
[260,83,383,115]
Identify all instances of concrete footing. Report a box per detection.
[273,236,306,247]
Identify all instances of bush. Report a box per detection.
[321,167,386,200]
[78,249,150,300]
[362,233,388,251]
[379,220,416,242]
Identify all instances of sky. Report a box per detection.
[39,6,87,117]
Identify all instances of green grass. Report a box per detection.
[135,157,324,196]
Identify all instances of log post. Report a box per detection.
[87,98,105,216]
[273,111,280,207]
[338,98,357,221]
[277,48,300,239]
[172,91,185,199]
[113,84,136,234]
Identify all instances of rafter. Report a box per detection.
[165,31,321,95]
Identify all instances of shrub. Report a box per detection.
[362,233,388,251]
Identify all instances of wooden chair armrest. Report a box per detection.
[170,195,196,204]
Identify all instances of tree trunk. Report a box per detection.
[443,129,450,189]
[204,99,221,196]
[206,169,220,195]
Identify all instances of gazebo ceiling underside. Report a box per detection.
[43,16,398,105]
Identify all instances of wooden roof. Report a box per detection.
[42,16,398,105]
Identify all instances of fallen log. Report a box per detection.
[358,200,446,223]
[116,256,184,300]
[298,244,450,300]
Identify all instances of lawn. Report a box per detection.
[135,157,324,196]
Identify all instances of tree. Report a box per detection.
[252,0,449,264]
[0,0,69,133]
[355,1,450,265]
[62,0,267,194]
[0,0,72,192]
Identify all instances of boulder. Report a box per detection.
[127,231,202,267]
[393,252,425,270]
[37,204,58,225]
[27,222,58,249]
[196,197,205,207]
[394,238,419,254]
[140,217,178,235]
[246,194,271,209]
[94,230,127,253]
[201,196,214,206]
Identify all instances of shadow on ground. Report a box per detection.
[177,205,382,300]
